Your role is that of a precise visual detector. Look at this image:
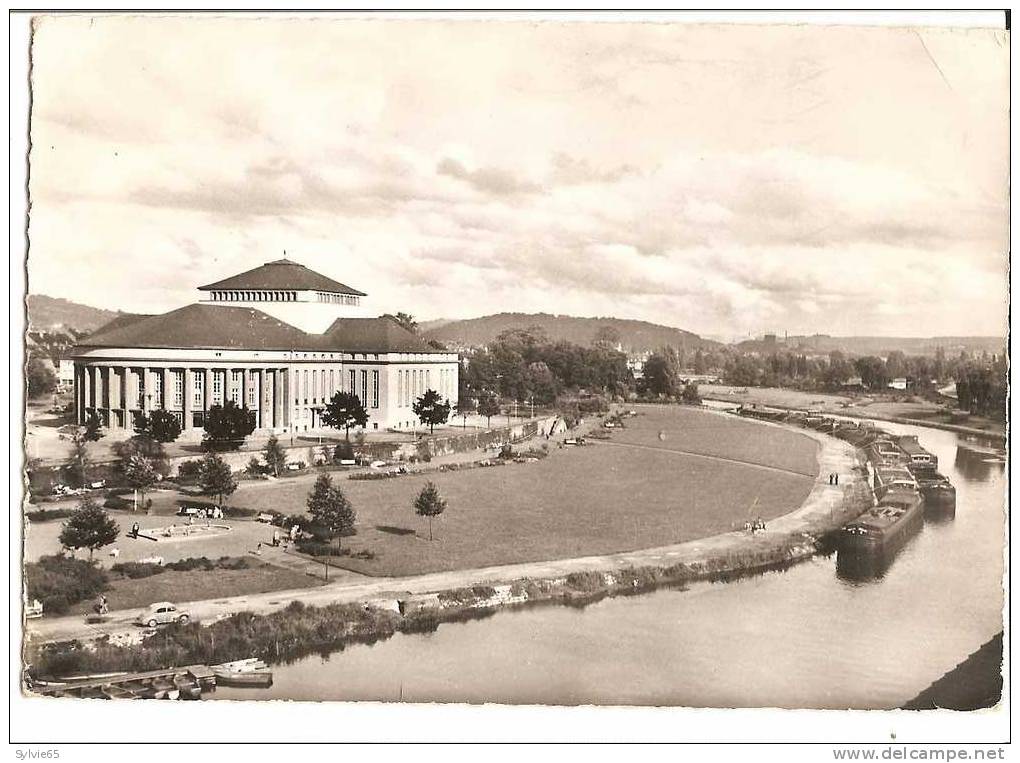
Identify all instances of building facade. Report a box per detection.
[70,259,458,435]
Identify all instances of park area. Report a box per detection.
[25,406,821,587]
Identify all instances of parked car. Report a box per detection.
[134,602,190,628]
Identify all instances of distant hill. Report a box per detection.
[423,312,718,352]
[738,334,1006,357]
[27,294,121,333]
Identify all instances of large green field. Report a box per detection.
[225,405,819,576]
[27,406,820,580]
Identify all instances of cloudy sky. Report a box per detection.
[27,16,1008,339]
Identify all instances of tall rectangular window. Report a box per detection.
[173,372,184,408]
[329,370,335,397]
[303,370,309,403]
[192,371,204,408]
[312,370,318,402]
[349,370,356,397]
[426,369,431,392]
[248,376,258,408]
[397,370,403,408]
[152,372,163,407]
[230,370,242,404]
[372,370,379,409]
[361,371,368,405]
[212,371,224,405]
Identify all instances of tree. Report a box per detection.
[122,454,157,511]
[135,409,182,443]
[26,356,57,398]
[59,497,119,561]
[413,481,446,541]
[67,428,91,488]
[83,410,105,442]
[197,453,237,506]
[854,356,889,391]
[477,395,501,428]
[413,388,452,434]
[456,396,476,428]
[202,401,256,451]
[321,391,369,440]
[642,353,677,397]
[681,381,701,404]
[306,473,356,552]
[263,433,287,477]
[384,312,418,333]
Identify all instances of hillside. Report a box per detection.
[738,334,1006,357]
[27,294,121,333]
[423,312,718,352]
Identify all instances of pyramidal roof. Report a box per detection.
[198,258,367,296]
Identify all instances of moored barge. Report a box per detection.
[839,487,924,557]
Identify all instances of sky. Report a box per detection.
[26,16,1009,339]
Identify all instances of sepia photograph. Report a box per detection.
[10,8,1011,750]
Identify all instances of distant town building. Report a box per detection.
[69,259,459,434]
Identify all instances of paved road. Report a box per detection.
[24,420,863,646]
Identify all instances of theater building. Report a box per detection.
[70,259,459,435]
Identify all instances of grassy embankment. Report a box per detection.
[700,385,1005,438]
[28,528,842,680]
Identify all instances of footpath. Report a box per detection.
[25,416,865,646]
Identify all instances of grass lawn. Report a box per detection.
[68,562,321,615]
[220,405,818,577]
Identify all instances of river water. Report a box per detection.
[216,418,1006,708]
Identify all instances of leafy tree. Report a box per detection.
[321,391,369,440]
[477,395,501,428]
[413,481,447,541]
[263,433,287,477]
[681,381,701,404]
[385,312,418,333]
[59,497,119,560]
[202,401,256,451]
[306,473,356,552]
[67,428,91,487]
[83,410,105,442]
[456,396,476,428]
[135,409,182,443]
[26,356,57,398]
[642,353,677,397]
[413,388,452,434]
[854,356,889,391]
[197,453,237,506]
[122,454,157,510]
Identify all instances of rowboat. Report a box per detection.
[212,658,273,688]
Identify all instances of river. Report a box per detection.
[215,418,1006,708]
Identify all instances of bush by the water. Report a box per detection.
[25,555,108,615]
[30,600,402,678]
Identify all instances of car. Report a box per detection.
[135,602,190,628]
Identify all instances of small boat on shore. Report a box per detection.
[212,658,273,688]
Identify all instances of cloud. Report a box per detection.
[436,158,542,196]
[25,17,1009,338]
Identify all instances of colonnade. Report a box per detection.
[73,363,290,432]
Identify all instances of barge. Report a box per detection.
[897,435,939,471]
[839,487,924,558]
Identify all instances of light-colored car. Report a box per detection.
[135,602,190,628]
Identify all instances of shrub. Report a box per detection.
[25,555,108,610]
[26,508,75,523]
[110,562,165,579]
[294,539,345,557]
[41,594,70,615]
[565,571,605,592]
[103,495,151,511]
[333,442,355,462]
[177,460,201,479]
[221,505,256,518]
